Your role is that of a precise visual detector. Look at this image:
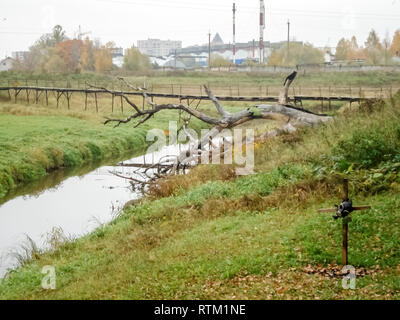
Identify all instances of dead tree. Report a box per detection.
[89,73,332,190]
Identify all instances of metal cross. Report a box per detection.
[318,179,371,266]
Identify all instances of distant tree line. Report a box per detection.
[267,29,400,67]
[268,42,325,67]
[13,25,151,74]
[335,29,400,65]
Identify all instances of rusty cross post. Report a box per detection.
[318,179,371,266]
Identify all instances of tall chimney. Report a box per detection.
[259,0,265,63]
[233,3,236,65]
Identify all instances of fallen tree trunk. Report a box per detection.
[92,72,332,188]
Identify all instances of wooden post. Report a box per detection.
[95,92,98,113]
[66,92,71,110]
[45,90,48,106]
[56,91,60,108]
[342,179,349,266]
[120,95,124,114]
[318,179,371,267]
[349,86,352,109]
[111,93,114,113]
[85,91,88,111]
[319,87,323,111]
[342,220,349,266]
[26,89,30,104]
[328,86,332,110]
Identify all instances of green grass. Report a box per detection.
[1,92,399,300]
[0,168,398,299]
[2,70,400,88]
[134,70,400,88]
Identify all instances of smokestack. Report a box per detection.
[259,0,265,63]
[233,3,236,65]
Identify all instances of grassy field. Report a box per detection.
[2,69,400,88]
[0,90,399,299]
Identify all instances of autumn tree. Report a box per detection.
[382,32,394,65]
[335,38,350,61]
[52,25,67,45]
[123,46,151,73]
[15,25,68,72]
[268,42,324,66]
[79,37,95,71]
[94,43,113,73]
[210,54,232,68]
[391,30,400,57]
[44,54,67,73]
[348,36,364,60]
[335,36,364,62]
[364,29,384,65]
[55,39,84,73]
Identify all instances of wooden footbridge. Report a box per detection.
[0,85,380,112]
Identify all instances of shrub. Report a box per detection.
[333,123,400,170]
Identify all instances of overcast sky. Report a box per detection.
[0,0,399,58]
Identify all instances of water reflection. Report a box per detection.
[0,144,186,278]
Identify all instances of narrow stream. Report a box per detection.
[0,144,188,278]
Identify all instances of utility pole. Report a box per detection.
[233,3,236,65]
[259,0,265,64]
[76,25,91,40]
[208,32,211,70]
[287,20,290,64]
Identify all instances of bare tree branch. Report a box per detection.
[100,74,332,187]
[118,77,156,108]
[204,85,231,117]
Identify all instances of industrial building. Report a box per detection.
[177,35,273,66]
[11,51,29,62]
[137,39,182,57]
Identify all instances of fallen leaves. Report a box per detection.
[302,264,375,278]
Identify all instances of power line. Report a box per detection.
[95,0,400,20]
